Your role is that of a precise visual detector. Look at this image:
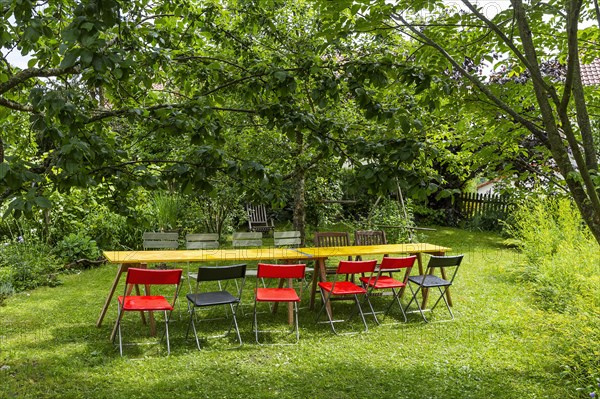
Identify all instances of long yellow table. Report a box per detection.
[98,248,311,329]
[98,243,450,329]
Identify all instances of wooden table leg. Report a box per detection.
[269,279,295,326]
[271,279,285,314]
[309,258,329,310]
[287,278,293,325]
[415,253,432,308]
[97,264,126,327]
[440,267,453,306]
[144,284,157,336]
[110,283,135,341]
[309,259,322,310]
[313,257,333,317]
[421,251,452,309]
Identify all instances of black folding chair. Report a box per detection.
[186,264,247,350]
[405,255,464,322]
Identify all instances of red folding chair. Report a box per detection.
[316,260,377,334]
[113,268,182,356]
[359,256,417,323]
[253,263,306,344]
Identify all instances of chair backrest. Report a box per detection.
[246,204,275,232]
[426,255,464,284]
[274,231,301,247]
[143,232,179,250]
[185,233,219,249]
[354,230,387,246]
[336,260,377,275]
[194,264,247,282]
[379,256,417,271]
[232,232,263,247]
[257,263,306,279]
[427,255,464,269]
[125,268,183,285]
[314,231,350,247]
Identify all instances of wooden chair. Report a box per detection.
[232,232,263,248]
[275,231,313,290]
[185,233,219,250]
[274,231,302,247]
[246,204,275,233]
[314,231,352,261]
[313,232,352,276]
[354,230,387,246]
[354,230,387,261]
[142,232,179,250]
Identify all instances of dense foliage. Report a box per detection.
[314,0,600,243]
[507,198,600,392]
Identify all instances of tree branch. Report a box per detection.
[174,55,248,71]
[0,66,80,95]
[460,0,561,105]
[391,13,549,145]
[0,97,34,113]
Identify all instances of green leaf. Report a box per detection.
[34,196,52,208]
[0,162,9,179]
[80,49,93,65]
[273,71,287,81]
[62,28,80,43]
[60,50,80,68]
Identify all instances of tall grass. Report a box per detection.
[507,197,600,392]
[152,192,184,231]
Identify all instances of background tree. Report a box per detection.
[315,0,600,244]
[0,0,466,242]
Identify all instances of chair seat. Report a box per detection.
[359,276,405,289]
[118,295,174,311]
[186,291,239,307]
[408,274,451,288]
[256,287,300,302]
[318,281,367,295]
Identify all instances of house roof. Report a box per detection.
[580,59,600,85]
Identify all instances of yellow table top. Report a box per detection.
[103,248,309,264]
[294,243,450,257]
[103,243,450,264]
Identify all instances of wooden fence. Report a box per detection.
[458,192,513,219]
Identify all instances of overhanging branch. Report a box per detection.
[391,13,550,147]
[0,66,80,95]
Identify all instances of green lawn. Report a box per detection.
[0,227,579,398]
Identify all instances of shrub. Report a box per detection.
[0,280,14,305]
[356,197,415,243]
[0,238,63,293]
[507,198,600,312]
[53,233,101,264]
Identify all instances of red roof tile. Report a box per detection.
[581,59,600,85]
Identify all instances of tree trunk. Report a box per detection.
[293,172,306,245]
[292,130,307,245]
[511,0,600,245]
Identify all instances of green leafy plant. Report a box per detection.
[0,281,14,305]
[507,197,600,391]
[357,197,415,243]
[0,238,62,292]
[53,233,101,264]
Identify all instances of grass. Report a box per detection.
[0,227,581,398]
